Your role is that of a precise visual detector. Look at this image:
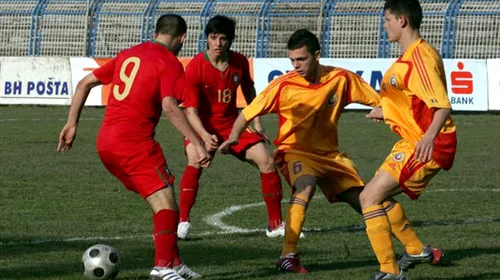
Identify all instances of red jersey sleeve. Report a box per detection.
[160,60,185,101]
[182,59,201,108]
[92,58,116,84]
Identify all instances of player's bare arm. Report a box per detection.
[242,86,270,143]
[365,107,384,123]
[163,97,211,167]
[218,113,251,154]
[57,73,102,152]
[185,106,218,151]
[415,107,451,163]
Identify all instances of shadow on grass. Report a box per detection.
[0,238,280,279]
[429,247,500,268]
[1,238,499,279]
[413,273,500,280]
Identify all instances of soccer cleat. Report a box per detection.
[398,245,444,270]
[266,222,305,238]
[275,254,308,273]
[149,267,185,280]
[177,221,191,240]
[369,269,406,280]
[174,264,202,279]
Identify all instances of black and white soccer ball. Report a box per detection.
[82,244,121,280]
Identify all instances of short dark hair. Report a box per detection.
[155,14,187,37]
[287,29,320,55]
[204,15,236,41]
[383,0,422,30]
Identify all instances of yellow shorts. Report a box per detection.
[379,139,442,200]
[274,148,364,202]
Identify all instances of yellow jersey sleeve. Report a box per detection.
[409,47,451,109]
[242,77,282,121]
[346,71,381,107]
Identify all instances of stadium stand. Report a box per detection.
[149,0,206,58]
[37,0,89,57]
[0,0,498,59]
[0,0,39,56]
[386,0,452,58]
[323,0,385,58]
[262,0,323,58]
[207,0,263,58]
[89,0,150,57]
[453,0,500,59]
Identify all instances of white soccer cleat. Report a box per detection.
[266,222,305,238]
[149,267,185,280]
[174,264,202,279]
[177,221,191,240]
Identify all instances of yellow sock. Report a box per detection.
[383,200,424,255]
[282,193,309,256]
[363,204,399,274]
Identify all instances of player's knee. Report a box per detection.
[259,156,276,173]
[187,160,201,169]
[186,150,202,168]
[293,181,315,199]
[257,155,275,173]
[359,186,382,208]
[147,188,179,213]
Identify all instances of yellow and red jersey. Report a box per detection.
[380,39,457,170]
[242,66,380,154]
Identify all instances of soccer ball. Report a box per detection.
[82,244,121,280]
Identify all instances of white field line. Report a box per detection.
[1,188,498,246]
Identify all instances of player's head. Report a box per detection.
[287,29,321,80]
[154,14,187,55]
[205,15,236,55]
[383,0,422,42]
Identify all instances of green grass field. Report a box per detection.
[1,106,499,280]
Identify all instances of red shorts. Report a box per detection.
[184,125,263,160]
[96,136,174,199]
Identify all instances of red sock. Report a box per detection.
[153,209,179,267]
[261,171,283,229]
[179,166,202,222]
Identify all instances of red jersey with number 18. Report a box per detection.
[93,41,185,145]
[182,51,254,130]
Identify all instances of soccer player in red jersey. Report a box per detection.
[177,15,286,240]
[57,14,208,280]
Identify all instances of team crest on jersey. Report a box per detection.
[232,73,240,85]
[327,93,338,107]
[393,152,405,162]
[389,75,397,87]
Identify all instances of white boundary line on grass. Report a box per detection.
[1,188,498,246]
[204,188,500,233]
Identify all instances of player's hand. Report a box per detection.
[253,118,271,144]
[202,133,219,152]
[218,138,238,154]
[57,123,77,152]
[194,143,212,168]
[415,135,434,163]
[366,107,384,123]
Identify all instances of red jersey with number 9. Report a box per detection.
[182,51,254,130]
[93,41,185,144]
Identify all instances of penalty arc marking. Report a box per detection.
[0,188,498,246]
[204,188,500,234]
